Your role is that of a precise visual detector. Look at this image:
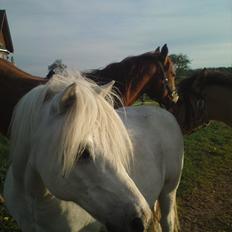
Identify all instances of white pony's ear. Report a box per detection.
[94,80,115,98]
[59,83,77,113]
[44,88,55,102]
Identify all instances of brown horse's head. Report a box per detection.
[85,44,178,108]
[142,44,178,108]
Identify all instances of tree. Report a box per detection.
[169,54,191,76]
[46,59,67,79]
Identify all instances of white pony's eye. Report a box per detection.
[79,149,92,161]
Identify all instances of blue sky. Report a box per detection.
[1,0,232,76]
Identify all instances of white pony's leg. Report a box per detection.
[159,189,179,232]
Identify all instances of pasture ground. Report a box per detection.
[178,122,232,231]
[0,121,232,232]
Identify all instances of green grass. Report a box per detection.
[179,122,232,196]
[0,122,232,231]
[0,134,21,231]
[0,134,9,193]
[178,122,232,231]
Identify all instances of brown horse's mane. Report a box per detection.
[177,73,196,96]
[85,51,163,89]
[203,70,232,87]
[178,69,232,97]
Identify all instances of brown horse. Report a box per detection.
[85,44,178,107]
[0,44,177,136]
[0,59,47,135]
[170,69,232,134]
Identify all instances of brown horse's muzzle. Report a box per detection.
[171,90,179,103]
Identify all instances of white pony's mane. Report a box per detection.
[10,71,133,176]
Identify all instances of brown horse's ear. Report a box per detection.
[154,46,160,53]
[160,44,168,62]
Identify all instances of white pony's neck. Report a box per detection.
[9,84,48,181]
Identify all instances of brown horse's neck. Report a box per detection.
[123,74,153,106]
[0,59,47,136]
[85,62,155,107]
[204,85,232,127]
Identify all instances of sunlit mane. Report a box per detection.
[10,71,133,176]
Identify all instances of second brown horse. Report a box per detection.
[170,69,232,134]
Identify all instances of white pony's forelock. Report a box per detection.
[10,71,133,177]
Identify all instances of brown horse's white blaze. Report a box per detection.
[164,57,179,103]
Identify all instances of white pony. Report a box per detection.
[4,72,184,232]
[4,73,152,232]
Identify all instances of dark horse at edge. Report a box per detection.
[170,69,232,134]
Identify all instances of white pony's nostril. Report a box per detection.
[130,217,144,232]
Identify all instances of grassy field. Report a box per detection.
[178,122,232,231]
[0,134,21,231]
[0,121,231,231]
